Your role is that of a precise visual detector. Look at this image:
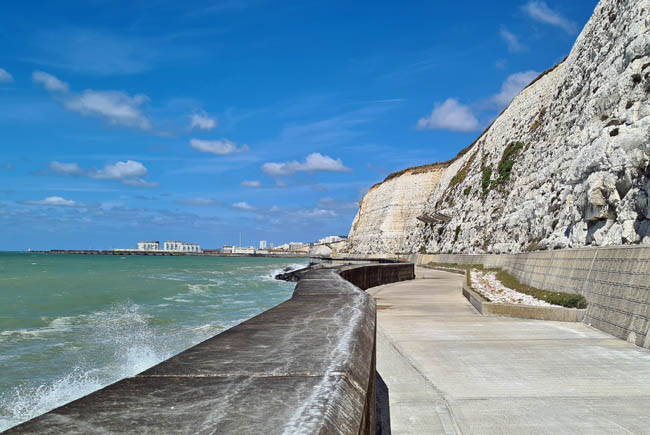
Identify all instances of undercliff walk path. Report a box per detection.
[368,267,650,435]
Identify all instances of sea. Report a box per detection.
[0,252,307,431]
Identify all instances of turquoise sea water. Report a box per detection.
[0,252,307,431]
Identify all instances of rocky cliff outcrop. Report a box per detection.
[347,0,650,254]
[346,164,447,253]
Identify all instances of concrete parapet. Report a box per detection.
[6,263,415,434]
[411,246,650,348]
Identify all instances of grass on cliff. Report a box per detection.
[425,262,587,309]
[495,141,524,184]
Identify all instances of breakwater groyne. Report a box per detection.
[5,262,414,434]
[408,245,650,349]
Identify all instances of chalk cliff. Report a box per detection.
[346,164,447,253]
[346,0,650,254]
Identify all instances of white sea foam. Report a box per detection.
[0,367,104,431]
[0,303,172,432]
[0,259,300,431]
[0,318,76,341]
[187,283,217,294]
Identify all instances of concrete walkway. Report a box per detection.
[368,267,650,435]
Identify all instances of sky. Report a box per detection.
[0,0,598,250]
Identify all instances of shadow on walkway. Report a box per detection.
[375,371,391,435]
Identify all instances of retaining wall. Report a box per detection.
[409,245,650,348]
[6,263,414,434]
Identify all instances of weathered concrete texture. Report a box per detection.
[371,267,650,434]
[411,246,650,348]
[6,263,414,434]
[462,283,586,322]
[339,263,415,291]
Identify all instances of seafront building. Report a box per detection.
[137,241,160,251]
[163,241,201,253]
[259,240,267,249]
[318,235,346,244]
[233,246,255,254]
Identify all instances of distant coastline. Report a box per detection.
[32,250,309,258]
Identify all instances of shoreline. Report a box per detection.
[0,256,309,432]
[29,249,309,258]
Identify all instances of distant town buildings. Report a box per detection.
[138,241,160,251]
[132,235,345,256]
[134,240,201,253]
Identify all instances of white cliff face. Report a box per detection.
[347,0,650,255]
[346,165,447,254]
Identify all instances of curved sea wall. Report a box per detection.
[347,0,650,255]
[6,263,414,434]
[410,245,650,349]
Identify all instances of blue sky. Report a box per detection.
[0,0,597,250]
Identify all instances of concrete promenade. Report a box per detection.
[368,267,650,434]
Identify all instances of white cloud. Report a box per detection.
[261,153,351,177]
[64,90,151,129]
[0,68,13,83]
[296,208,337,218]
[45,160,158,187]
[523,1,578,34]
[232,201,255,211]
[190,138,249,155]
[416,99,479,132]
[175,198,222,206]
[190,111,218,131]
[26,196,78,207]
[91,160,147,180]
[316,197,358,211]
[32,71,69,92]
[49,161,84,176]
[500,28,525,53]
[241,180,261,188]
[491,70,539,106]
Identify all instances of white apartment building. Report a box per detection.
[138,241,160,251]
[163,240,201,253]
[222,245,235,254]
[318,235,346,244]
[289,242,304,251]
[233,246,255,254]
[259,240,267,249]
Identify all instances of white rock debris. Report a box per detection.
[470,270,555,307]
[345,0,650,255]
